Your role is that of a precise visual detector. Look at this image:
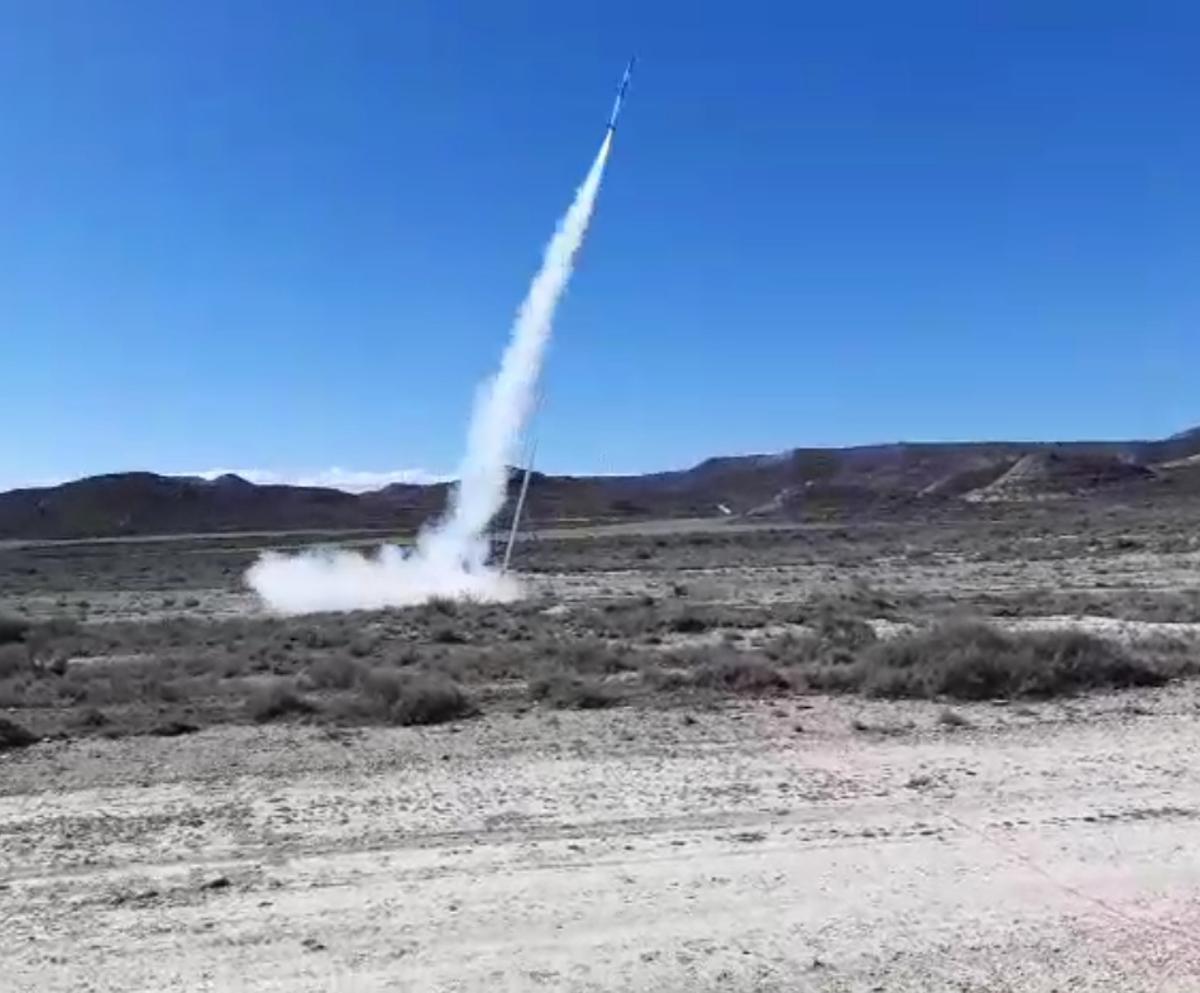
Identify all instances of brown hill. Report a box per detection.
[963,452,1157,503]
[2,427,1197,539]
[0,473,380,540]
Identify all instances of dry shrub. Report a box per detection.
[560,638,635,675]
[25,618,84,658]
[359,666,405,706]
[0,643,30,678]
[428,597,459,616]
[356,667,477,725]
[0,616,30,645]
[0,715,37,751]
[690,651,792,694]
[938,708,971,728]
[305,653,364,690]
[528,672,621,709]
[640,663,692,692]
[577,600,773,640]
[809,609,878,653]
[248,680,319,722]
[0,677,30,708]
[390,673,477,726]
[60,657,165,706]
[436,645,526,683]
[763,606,879,675]
[669,612,711,634]
[155,674,219,704]
[851,622,1170,700]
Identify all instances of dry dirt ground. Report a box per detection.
[3,505,1200,991]
[6,693,1200,992]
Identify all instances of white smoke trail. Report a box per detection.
[248,132,613,614]
[421,130,612,570]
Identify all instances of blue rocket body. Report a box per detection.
[607,57,635,131]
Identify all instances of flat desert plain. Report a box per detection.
[3,505,1200,991]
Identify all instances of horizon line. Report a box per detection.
[3,422,1195,497]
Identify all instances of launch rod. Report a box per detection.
[501,389,545,573]
[501,438,536,574]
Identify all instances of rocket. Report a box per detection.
[607,57,635,132]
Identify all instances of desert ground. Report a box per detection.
[3,502,1200,991]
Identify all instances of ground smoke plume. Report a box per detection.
[248,133,613,614]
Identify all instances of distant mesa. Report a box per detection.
[2,426,1197,539]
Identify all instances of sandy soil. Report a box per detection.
[5,690,1200,992]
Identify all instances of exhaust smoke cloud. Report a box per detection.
[248,132,614,614]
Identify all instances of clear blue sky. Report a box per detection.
[3,1,1196,488]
